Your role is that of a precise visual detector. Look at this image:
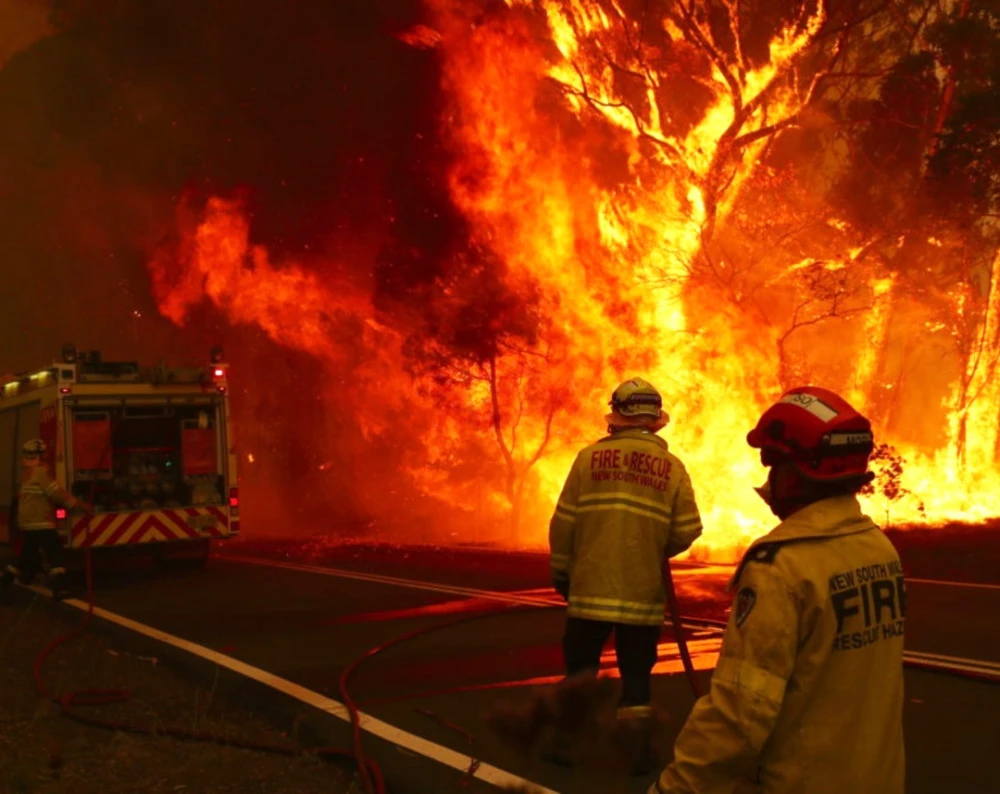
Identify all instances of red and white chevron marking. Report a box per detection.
[70,507,231,548]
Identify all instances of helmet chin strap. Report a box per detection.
[752,479,790,519]
[753,481,771,504]
[754,465,814,520]
[609,424,654,435]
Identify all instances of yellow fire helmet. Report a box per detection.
[606,377,669,429]
[22,439,47,456]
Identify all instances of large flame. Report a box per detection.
[148,1,1000,560]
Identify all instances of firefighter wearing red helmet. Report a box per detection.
[547,377,703,774]
[650,386,905,794]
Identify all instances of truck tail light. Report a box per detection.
[229,488,239,515]
[56,508,67,520]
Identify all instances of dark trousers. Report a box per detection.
[8,529,65,583]
[562,617,661,707]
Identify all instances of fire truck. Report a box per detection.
[0,345,240,566]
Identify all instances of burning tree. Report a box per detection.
[401,246,572,537]
[485,1,890,266]
[773,258,877,388]
[925,3,1000,468]
[860,442,926,527]
[824,0,1000,463]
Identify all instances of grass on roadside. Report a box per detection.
[0,593,359,794]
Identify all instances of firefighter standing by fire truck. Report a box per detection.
[547,377,704,775]
[649,386,905,794]
[0,440,91,602]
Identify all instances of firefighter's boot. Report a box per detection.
[47,567,70,601]
[537,674,614,767]
[488,689,558,757]
[611,705,660,777]
[539,728,577,767]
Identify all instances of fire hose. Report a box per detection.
[663,559,703,698]
[30,547,533,794]
[32,544,379,764]
[29,546,701,794]
[336,576,708,794]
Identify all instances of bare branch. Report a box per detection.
[886,0,931,50]
[560,61,690,169]
[487,355,515,487]
[525,395,556,471]
[730,6,850,151]
[674,2,743,112]
[721,0,749,77]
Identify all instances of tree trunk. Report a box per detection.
[864,282,899,428]
[508,490,522,543]
[955,409,968,467]
[925,0,972,162]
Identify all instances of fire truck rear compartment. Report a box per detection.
[70,403,225,514]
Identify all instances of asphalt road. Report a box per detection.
[28,539,997,794]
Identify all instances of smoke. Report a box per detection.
[0,0,53,70]
[0,0,499,540]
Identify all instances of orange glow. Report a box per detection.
[148,3,1000,560]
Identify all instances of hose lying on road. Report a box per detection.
[339,601,543,792]
[33,570,537,794]
[32,545,542,794]
[664,559,703,698]
[335,560,708,792]
[30,457,385,788]
[32,541,385,793]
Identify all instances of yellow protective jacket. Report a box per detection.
[18,465,78,531]
[652,495,905,794]
[549,428,703,626]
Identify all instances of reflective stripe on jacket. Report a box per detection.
[549,428,703,626]
[652,495,905,794]
[18,465,76,531]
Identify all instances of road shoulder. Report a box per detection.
[0,588,355,794]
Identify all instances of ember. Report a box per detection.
[145,1,1000,560]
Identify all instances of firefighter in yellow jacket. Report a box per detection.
[0,440,90,602]
[650,386,905,794]
[548,377,703,773]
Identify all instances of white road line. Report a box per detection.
[907,577,1000,592]
[222,555,570,608]
[905,649,1000,673]
[219,555,1000,674]
[19,582,559,794]
[219,555,728,633]
[905,656,1000,677]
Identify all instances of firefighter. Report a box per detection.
[649,386,905,794]
[0,440,91,602]
[547,377,703,775]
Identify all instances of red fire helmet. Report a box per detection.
[746,386,875,482]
